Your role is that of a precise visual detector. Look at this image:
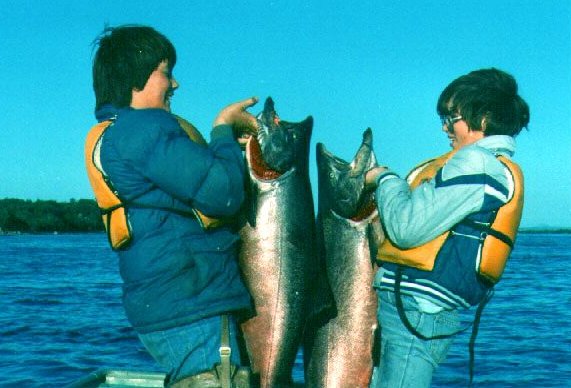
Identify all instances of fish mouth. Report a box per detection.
[249,97,299,175]
[316,143,350,172]
[248,97,313,180]
[254,103,282,170]
[246,98,289,179]
[317,128,377,220]
[255,97,279,142]
[246,138,283,180]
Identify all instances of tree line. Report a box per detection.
[1,198,568,235]
[0,199,104,233]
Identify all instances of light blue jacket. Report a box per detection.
[374,135,517,308]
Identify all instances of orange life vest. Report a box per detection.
[377,151,524,284]
[84,115,226,250]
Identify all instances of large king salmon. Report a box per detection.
[304,128,383,387]
[238,97,316,387]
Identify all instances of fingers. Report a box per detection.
[225,97,259,115]
[237,134,252,148]
[365,167,388,190]
[233,97,259,128]
[238,96,259,110]
[234,97,259,134]
[213,96,259,128]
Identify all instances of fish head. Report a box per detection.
[247,97,313,179]
[317,128,377,219]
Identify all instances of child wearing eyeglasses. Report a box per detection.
[366,68,529,387]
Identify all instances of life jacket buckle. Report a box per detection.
[219,345,231,358]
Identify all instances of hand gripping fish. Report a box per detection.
[238,97,317,387]
[304,128,384,388]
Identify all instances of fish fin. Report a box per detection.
[305,216,337,323]
[245,179,258,228]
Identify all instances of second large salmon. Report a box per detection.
[304,128,383,387]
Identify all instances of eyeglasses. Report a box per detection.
[440,115,462,132]
[440,115,462,127]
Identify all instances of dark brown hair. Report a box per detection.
[92,25,176,110]
[437,68,530,137]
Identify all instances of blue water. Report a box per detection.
[1,233,570,387]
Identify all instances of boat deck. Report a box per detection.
[68,370,166,387]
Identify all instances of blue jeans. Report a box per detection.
[370,291,459,388]
[138,315,244,383]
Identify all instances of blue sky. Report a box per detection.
[1,1,569,228]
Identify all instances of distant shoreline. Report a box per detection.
[2,229,570,236]
[0,231,105,236]
[1,199,569,235]
[518,228,571,234]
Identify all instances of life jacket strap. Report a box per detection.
[219,315,232,388]
[99,202,126,215]
[122,202,198,218]
[460,218,514,248]
[394,266,493,385]
[164,315,240,388]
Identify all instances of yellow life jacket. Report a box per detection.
[377,150,524,284]
[84,115,227,250]
[85,120,129,249]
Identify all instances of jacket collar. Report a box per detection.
[473,135,516,157]
[95,104,130,123]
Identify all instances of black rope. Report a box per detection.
[103,209,114,248]
[100,201,200,222]
[468,288,494,385]
[461,219,514,248]
[125,202,198,219]
[394,266,493,385]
